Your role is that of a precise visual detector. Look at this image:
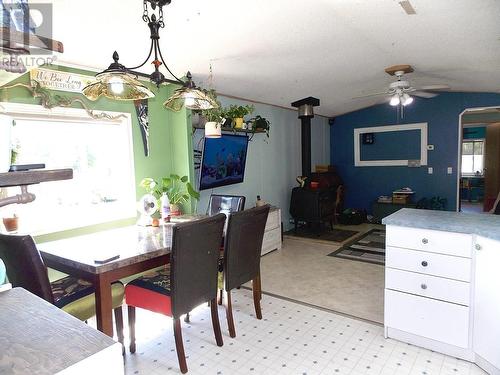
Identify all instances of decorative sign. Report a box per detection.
[30,68,94,93]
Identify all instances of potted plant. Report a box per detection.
[249,115,270,138]
[200,90,226,137]
[226,104,254,129]
[140,174,200,216]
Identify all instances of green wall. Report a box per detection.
[1,64,194,243]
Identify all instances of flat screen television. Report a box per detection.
[199,134,249,190]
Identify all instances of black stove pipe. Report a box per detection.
[291,97,320,178]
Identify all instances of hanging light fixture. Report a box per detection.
[83,0,217,112]
[401,93,414,106]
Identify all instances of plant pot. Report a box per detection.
[170,204,181,216]
[3,216,18,232]
[205,122,221,138]
[0,114,13,173]
[233,117,244,129]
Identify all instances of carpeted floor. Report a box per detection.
[283,226,358,243]
[328,228,386,265]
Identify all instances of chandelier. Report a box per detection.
[82,0,217,112]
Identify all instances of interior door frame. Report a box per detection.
[457,106,500,212]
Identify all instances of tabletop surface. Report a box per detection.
[0,287,117,375]
[38,225,174,274]
[382,208,500,241]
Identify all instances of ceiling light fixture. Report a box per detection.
[401,93,414,106]
[390,94,400,106]
[83,0,217,112]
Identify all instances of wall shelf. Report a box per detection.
[192,123,266,135]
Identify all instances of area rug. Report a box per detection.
[328,228,386,265]
[284,226,358,243]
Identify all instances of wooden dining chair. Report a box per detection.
[0,234,125,344]
[220,205,270,338]
[125,214,226,374]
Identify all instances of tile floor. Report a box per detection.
[123,288,486,375]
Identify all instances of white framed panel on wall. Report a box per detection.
[354,123,428,167]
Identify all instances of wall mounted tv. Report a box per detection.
[199,134,249,190]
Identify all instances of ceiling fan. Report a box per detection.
[354,65,450,107]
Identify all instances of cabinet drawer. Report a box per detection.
[386,268,470,306]
[386,246,471,282]
[262,227,281,255]
[265,209,280,231]
[385,289,470,348]
[387,226,472,257]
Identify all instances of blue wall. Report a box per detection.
[331,92,500,212]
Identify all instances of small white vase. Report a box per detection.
[0,114,13,173]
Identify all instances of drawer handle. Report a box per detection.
[422,238,428,244]
[421,261,428,267]
[475,244,482,251]
[421,283,427,290]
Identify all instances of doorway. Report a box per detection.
[458,107,500,213]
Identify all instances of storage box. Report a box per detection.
[392,193,411,204]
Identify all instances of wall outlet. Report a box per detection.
[428,167,433,174]
[447,167,453,174]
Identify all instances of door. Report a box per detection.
[484,123,500,211]
[473,235,500,371]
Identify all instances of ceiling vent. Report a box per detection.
[399,0,417,15]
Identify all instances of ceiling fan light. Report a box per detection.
[389,94,400,106]
[402,93,414,106]
[82,71,155,101]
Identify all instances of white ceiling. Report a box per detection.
[48,0,500,116]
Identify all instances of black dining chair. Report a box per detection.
[0,234,125,343]
[220,205,270,338]
[124,214,226,374]
[207,194,246,216]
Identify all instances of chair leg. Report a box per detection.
[252,275,263,320]
[173,318,188,374]
[184,312,190,323]
[128,306,136,354]
[210,298,223,347]
[225,289,236,338]
[218,288,223,305]
[113,306,125,349]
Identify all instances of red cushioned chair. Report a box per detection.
[125,214,226,374]
[220,205,270,338]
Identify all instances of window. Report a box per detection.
[461,140,485,176]
[0,104,136,234]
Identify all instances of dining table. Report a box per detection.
[38,217,204,338]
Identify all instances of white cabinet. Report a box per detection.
[261,207,282,256]
[385,223,500,374]
[473,236,500,375]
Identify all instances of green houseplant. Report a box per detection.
[140,175,200,215]
[249,115,270,138]
[226,104,254,129]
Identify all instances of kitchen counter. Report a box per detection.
[382,208,500,241]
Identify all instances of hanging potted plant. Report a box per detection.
[140,174,200,216]
[201,90,225,138]
[226,104,254,129]
[249,115,270,138]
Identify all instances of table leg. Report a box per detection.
[94,273,114,337]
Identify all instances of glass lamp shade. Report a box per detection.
[164,86,218,112]
[204,121,222,138]
[389,94,400,106]
[82,71,155,101]
[401,93,414,106]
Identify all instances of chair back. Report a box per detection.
[0,234,54,303]
[223,205,270,291]
[170,214,226,318]
[207,195,246,216]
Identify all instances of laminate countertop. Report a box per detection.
[382,208,500,241]
[0,287,123,375]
